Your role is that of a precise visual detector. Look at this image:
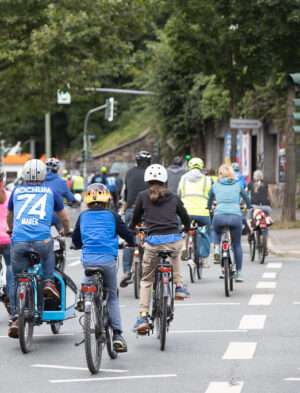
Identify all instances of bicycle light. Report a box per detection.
[81,286,89,293]
[134,250,139,256]
[158,267,172,272]
[19,292,24,299]
[222,242,229,251]
[18,278,29,282]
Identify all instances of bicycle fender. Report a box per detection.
[162,274,170,297]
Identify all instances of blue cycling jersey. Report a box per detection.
[8,184,64,242]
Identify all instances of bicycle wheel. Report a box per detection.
[158,279,168,351]
[189,262,197,283]
[223,258,230,297]
[249,236,256,262]
[50,321,61,334]
[258,230,267,264]
[134,260,141,299]
[229,264,234,291]
[106,325,118,359]
[18,282,35,354]
[84,297,104,374]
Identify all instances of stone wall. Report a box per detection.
[269,183,300,207]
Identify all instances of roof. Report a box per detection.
[3,154,46,165]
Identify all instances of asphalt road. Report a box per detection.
[0,207,300,393]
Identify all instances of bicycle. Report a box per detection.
[186,223,203,283]
[16,251,77,353]
[132,226,145,299]
[0,250,11,314]
[220,228,236,297]
[51,226,66,271]
[137,250,175,351]
[75,266,120,374]
[248,208,269,264]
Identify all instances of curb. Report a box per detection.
[268,237,300,259]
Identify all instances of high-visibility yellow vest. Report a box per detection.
[179,175,212,216]
[210,175,218,184]
[62,176,68,181]
[73,176,84,191]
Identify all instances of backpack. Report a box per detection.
[196,225,211,258]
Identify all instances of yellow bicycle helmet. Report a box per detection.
[100,166,107,173]
[188,157,204,170]
[84,183,111,205]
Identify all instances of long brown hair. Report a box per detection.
[148,181,167,203]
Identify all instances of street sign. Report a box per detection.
[57,90,71,104]
[167,138,177,150]
[230,118,262,129]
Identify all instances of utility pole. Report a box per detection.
[45,112,51,158]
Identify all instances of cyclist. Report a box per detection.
[231,162,247,188]
[166,156,187,193]
[71,171,85,194]
[246,170,273,249]
[129,164,190,332]
[0,169,12,301]
[178,157,213,267]
[207,164,251,282]
[7,159,72,338]
[89,166,107,185]
[61,169,68,181]
[105,172,119,211]
[120,151,152,288]
[44,158,77,232]
[72,183,136,352]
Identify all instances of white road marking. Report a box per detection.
[222,342,257,360]
[284,378,300,381]
[31,364,128,373]
[205,382,244,393]
[293,302,300,305]
[238,315,266,330]
[68,260,81,267]
[0,333,74,338]
[49,374,177,384]
[256,281,277,289]
[267,263,282,269]
[262,272,277,279]
[248,294,274,305]
[169,330,248,334]
[175,303,240,307]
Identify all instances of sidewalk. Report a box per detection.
[269,208,300,258]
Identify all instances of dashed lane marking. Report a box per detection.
[68,260,81,267]
[175,303,240,307]
[238,315,266,330]
[169,330,248,334]
[267,263,282,269]
[248,294,274,305]
[31,364,128,373]
[261,272,277,279]
[205,382,244,393]
[256,281,277,289]
[222,342,257,360]
[0,333,74,338]
[49,374,177,384]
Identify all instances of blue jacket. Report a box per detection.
[44,171,76,203]
[234,170,247,189]
[72,207,136,264]
[207,178,251,216]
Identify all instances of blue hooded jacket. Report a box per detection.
[207,178,251,216]
[234,170,247,189]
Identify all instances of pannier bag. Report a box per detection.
[196,225,211,258]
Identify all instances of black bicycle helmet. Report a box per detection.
[136,151,152,167]
[172,156,184,166]
[45,157,60,172]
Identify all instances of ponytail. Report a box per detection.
[148,182,167,203]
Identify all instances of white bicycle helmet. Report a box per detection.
[231,162,240,171]
[23,159,47,182]
[144,164,168,183]
[46,157,60,171]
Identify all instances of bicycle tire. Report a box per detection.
[155,280,161,340]
[84,297,103,374]
[249,236,256,262]
[159,279,168,351]
[106,325,118,359]
[50,321,61,334]
[258,230,267,264]
[134,260,141,299]
[229,265,234,291]
[223,258,230,297]
[18,282,35,354]
[189,263,196,283]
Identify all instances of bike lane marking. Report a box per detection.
[68,260,81,267]
[204,381,244,393]
[238,315,266,330]
[222,342,257,360]
[256,281,277,289]
[248,294,274,305]
[169,330,248,334]
[261,272,277,279]
[0,333,74,338]
[266,263,282,269]
[31,364,128,373]
[49,374,177,384]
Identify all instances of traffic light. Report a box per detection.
[81,149,86,163]
[87,149,92,162]
[185,154,191,160]
[153,143,159,158]
[285,73,300,133]
[105,97,115,121]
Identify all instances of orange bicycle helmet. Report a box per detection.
[84,183,111,205]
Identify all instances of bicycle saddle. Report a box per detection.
[84,267,105,277]
[23,251,40,265]
[156,251,174,258]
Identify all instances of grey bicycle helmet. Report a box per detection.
[172,156,184,166]
[23,159,47,182]
[45,157,60,172]
[231,162,240,171]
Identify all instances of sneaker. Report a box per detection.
[248,232,254,242]
[264,249,269,256]
[202,261,210,268]
[8,321,19,338]
[133,316,149,332]
[213,248,220,263]
[235,273,244,282]
[44,281,60,299]
[175,285,190,300]
[181,249,188,261]
[119,271,132,288]
[219,269,224,279]
[113,332,128,352]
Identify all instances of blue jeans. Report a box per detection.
[83,261,122,333]
[0,244,12,295]
[122,208,134,273]
[212,214,243,271]
[10,239,55,316]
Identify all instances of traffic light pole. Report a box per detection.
[83,104,107,184]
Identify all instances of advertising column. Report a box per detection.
[224,130,232,165]
[240,130,251,183]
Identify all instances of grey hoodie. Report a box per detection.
[167,165,187,193]
[177,169,211,195]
